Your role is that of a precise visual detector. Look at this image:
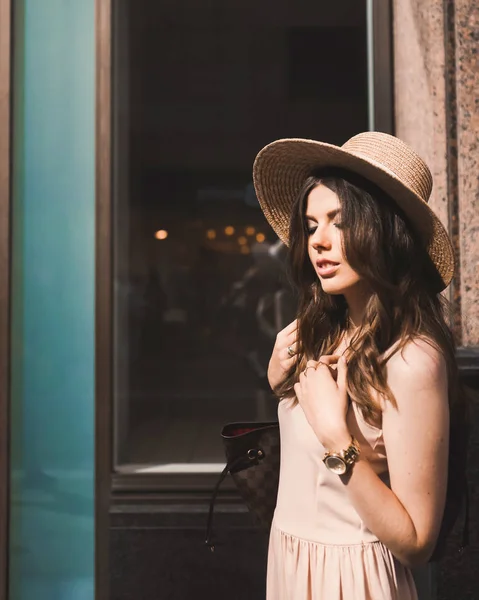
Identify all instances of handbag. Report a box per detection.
[205,421,280,550]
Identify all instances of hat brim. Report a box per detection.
[253,138,455,291]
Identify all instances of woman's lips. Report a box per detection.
[316,260,340,277]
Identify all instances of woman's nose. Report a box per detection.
[311,225,332,251]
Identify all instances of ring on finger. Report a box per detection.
[304,365,316,375]
[287,345,295,358]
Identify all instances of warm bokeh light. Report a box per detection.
[155,230,168,240]
[238,236,247,246]
[224,226,235,236]
[206,229,216,240]
[256,233,266,243]
[245,226,256,236]
[240,245,250,255]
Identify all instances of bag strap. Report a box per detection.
[205,448,264,551]
[205,455,244,551]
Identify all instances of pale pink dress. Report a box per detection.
[267,397,418,600]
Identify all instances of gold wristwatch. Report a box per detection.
[323,436,360,475]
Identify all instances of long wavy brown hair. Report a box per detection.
[276,168,464,422]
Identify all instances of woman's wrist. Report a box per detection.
[320,427,352,452]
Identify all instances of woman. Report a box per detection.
[252,132,464,600]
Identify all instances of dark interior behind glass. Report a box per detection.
[113,0,368,469]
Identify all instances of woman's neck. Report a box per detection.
[343,282,372,329]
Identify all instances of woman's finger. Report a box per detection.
[318,354,341,366]
[313,360,337,380]
[303,366,317,378]
[280,356,297,370]
[282,319,298,336]
[277,320,298,343]
[284,340,298,357]
[282,324,298,344]
[294,382,301,399]
[336,355,348,391]
[281,347,298,362]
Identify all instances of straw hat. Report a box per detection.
[252,131,455,290]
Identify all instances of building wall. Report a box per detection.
[393,0,479,347]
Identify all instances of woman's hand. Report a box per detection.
[267,320,298,392]
[294,355,351,450]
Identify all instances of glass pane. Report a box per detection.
[9,1,95,597]
[113,0,368,470]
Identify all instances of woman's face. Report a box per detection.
[305,184,362,295]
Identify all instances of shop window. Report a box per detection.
[112,0,368,473]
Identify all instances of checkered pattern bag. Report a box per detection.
[205,422,280,550]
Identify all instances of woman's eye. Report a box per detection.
[306,221,342,234]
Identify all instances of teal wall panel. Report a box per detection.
[9,1,96,598]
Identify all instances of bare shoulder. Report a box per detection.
[388,337,445,375]
[381,337,448,418]
[377,338,449,423]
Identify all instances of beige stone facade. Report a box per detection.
[393,0,478,346]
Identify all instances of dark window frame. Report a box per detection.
[369,0,395,133]
[100,0,396,498]
[96,0,397,590]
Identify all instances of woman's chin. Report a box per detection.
[319,278,353,296]
[321,286,345,296]
[317,268,365,296]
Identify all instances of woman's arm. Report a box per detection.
[339,339,449,567]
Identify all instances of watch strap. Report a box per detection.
[323,436,360,472]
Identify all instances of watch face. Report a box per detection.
[324,455,347,475]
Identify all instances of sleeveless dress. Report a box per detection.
[266,397,418,600]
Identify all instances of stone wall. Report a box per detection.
[393,0,478,347]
